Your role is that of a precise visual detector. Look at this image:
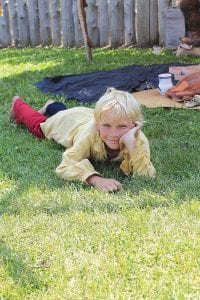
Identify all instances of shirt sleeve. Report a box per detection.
[55,142,101,182]
[120,132,156,178]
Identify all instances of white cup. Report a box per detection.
[153,46,161,55]
[158,73,173,95]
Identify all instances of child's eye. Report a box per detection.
[119,125,127,128]
[102,124,110,127]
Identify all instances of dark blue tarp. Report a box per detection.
[35,63,186,103]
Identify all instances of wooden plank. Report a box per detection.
[51,0,62,46]
[38,0,52,46]
[27,0,41,46]
[86,0,99,47]
[8,0,19,47]
[124,0,135,46]
[62,0,75,47]
[165,7,185,49]
[158,0,168,45]
[0,16,8,47]
[149,0,159,45]
[73,0,83,46]
[16,0,30,47]
[97,0,109,47]
[135,0,150,46]
[109,0,124,48]
[1,0,12,46]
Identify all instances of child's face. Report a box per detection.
[97,110,135,150]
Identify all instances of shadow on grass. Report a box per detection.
[0,240,44,292]
[0,152,199,216]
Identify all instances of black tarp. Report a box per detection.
[35,63,186,103]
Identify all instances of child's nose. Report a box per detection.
[110,128,120,137]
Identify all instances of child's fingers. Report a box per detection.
[119,135,125,149]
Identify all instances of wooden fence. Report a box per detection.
[0,0,182,49]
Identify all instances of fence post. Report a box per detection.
[124,0,136,46]
[51,0,62,46]
[109,0,124,48]
[1,0,12,47]
[38,0,52,46]
[135,0,150,46]
[27,0,40,47]
[73,0,83,46]
[86,0,99,47]
[149,0,159,45]
[16,0,30,47]
[158,0,168,45]
[62,0,74,47]
[97,0,109,47]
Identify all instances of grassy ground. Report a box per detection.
[0,47,200,299]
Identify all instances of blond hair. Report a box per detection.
[94,87,143,123]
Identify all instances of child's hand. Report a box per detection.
[86,175,122,192]
[119,121,142,155]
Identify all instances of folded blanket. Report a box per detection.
[35,63,190,103]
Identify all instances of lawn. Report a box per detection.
[0,47,200,299]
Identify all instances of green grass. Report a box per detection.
[0,47,200,299]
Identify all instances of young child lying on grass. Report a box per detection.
[10,87,156,192]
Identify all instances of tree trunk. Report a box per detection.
[77,0,93,61]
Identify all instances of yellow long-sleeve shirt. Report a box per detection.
[40,107,156,182]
